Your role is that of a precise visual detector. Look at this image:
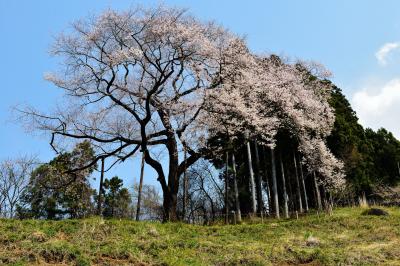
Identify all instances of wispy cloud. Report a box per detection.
[352,79,400,139]
[375,42,400,66]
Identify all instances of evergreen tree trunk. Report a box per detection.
[279,152,289,219]
[293,151,303,213]
[254,140,264,214]
[287,168,294,212]
[265,178,272,215]
[97,157,105,216]
[298,155,309,212]
[225,151,230,224]
[231,153,242,223]
[313,172,322,210]
[270,147,280,218]
[262,146,272,214]
[398,161,400,176]
[246,141,257,215]
[321,186,328,209]
[362,191,367,206]
[136,152,145,221]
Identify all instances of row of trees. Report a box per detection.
[327,87,400,199]
[11,5,399,222]
[2,114,400,222]
[0,143,162,220]
[176,87,400,223]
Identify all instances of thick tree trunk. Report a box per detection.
[246,141,257,215]
[270,147,280,218]
[163,131,181,222]
[162,150,180,222]
[136,152,145,221]
[298,155,309,212]
[182,148,188,221]
[254,141,264,214]
[279,152,289,219]
[313,172,322,210]
[163,193,178,221]
[293,151,303,213]
[97,157,105,216]
[225,151,229,224]
[231,153,242,223]
[141,142,176,222]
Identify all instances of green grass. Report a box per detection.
[1,207,400,265]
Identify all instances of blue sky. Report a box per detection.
[1,0,400,190]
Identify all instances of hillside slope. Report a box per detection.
[1,207,400,265]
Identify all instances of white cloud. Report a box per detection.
[352,79,400,139]
[375,42,400,66]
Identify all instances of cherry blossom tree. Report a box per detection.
[256,56,345,212]
[20,6,246,221]
[207,54,345,216]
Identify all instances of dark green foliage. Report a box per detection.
[327,87,400,194]
[365,128,400,185]
[102,176,132,218]
[327,86,367,191]
[18,141,96,219]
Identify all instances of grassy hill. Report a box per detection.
[1,207,400,265]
